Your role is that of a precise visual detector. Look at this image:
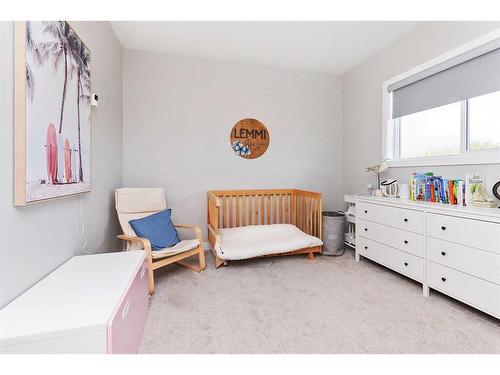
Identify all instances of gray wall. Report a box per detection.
[0,21,124,308]
[123,50,344,238]
[343,21,500,203]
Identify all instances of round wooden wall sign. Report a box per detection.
[230,118,270,159]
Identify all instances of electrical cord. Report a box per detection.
[79,197,90,254]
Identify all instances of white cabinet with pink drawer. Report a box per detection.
[0,251,149,353]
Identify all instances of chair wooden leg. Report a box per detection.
[199,246,206,271]
[147,254,155,295]
[307,252,315,260]
[173,245,206,272]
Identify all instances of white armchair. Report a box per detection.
[115,188,205,294]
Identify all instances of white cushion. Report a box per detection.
[115,188,167,214]
[151,239,201,260]
[214,224,323,260]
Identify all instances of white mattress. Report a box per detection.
[214,224,323,260]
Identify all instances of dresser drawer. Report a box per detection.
[107,259,149,354]
[357,237,424,282]
[427,213,500,254]
[427,237,500,285]
[357,218,424,257]
[357,201,424,234]
[427,261,500,318]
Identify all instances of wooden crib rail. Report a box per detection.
[207,189,322,239]
[294,190,322,240]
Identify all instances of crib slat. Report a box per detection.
[260,195,265,225]
[266,195,270,225]
[248,195,251,226]
[242,195,247,226]
[300,196,304,230]
[296,195,300,229]
[285,194,289,224]
[295,195,299,229]
[249,195,253,225]
[298,195,302,230]
[255,195,259,225]
[305,197,308,233]
[283,194,287,224]
[307,197,311,232]
[309,197,312,234]
[273,194,277,224]
[319,197,323,239]
[222,195,227,228]
[229,195,234,228]
[281,194,284,224]
[307,198,312,233]
[315,198,319,236]
[236,195,240,227]
[312,198,316,236]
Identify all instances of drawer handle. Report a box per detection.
[441,277,446,282]
[364,228,368,232]
[364,246,368,250]
[441,251,446,256]
[441,226,446,231]
[404,262,408,266]
[122,300,130,320]
[404,218,408,222]
[141,266,146,279]
[404,240,408,244]
[364,210,368,214]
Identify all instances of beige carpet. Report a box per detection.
[139,249,500,354]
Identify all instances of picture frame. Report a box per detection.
[14,21,91,206]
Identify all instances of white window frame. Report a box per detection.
[382,29,500,168]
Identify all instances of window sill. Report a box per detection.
[386,149,500,168]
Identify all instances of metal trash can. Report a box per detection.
[322,211,346,256]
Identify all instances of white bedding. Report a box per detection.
[214,224,323,260]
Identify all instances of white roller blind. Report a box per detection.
[389,39,500,119]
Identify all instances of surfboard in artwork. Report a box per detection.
[64,139,72,183]
[45,123,58,184]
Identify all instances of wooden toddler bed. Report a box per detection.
[207,189,323,268]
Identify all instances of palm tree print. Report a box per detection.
[36,22,80,182]
[69,39,90,182]
[25,21,37,102]
[23,21,92,203]
[38,21,79,135]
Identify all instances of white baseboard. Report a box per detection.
[203,241,212,251]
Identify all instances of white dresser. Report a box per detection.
[355,196,500,319]
[0,251,149,353]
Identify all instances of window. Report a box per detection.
[398,102,461,158]
[468,91,500,151]
[391,92,500,161]
[383,32,500,166]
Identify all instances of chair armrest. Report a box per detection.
[117,234,152,252]
[174,224,202,242]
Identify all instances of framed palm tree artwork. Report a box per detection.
[14,21,91,205]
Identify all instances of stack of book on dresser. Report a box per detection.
[409,172,497,208]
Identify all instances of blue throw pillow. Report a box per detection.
[129,209,181,250]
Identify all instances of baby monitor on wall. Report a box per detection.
[91,93,99,107]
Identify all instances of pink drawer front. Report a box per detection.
[107,259,149,354]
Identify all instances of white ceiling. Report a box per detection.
[111,21,422,75]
